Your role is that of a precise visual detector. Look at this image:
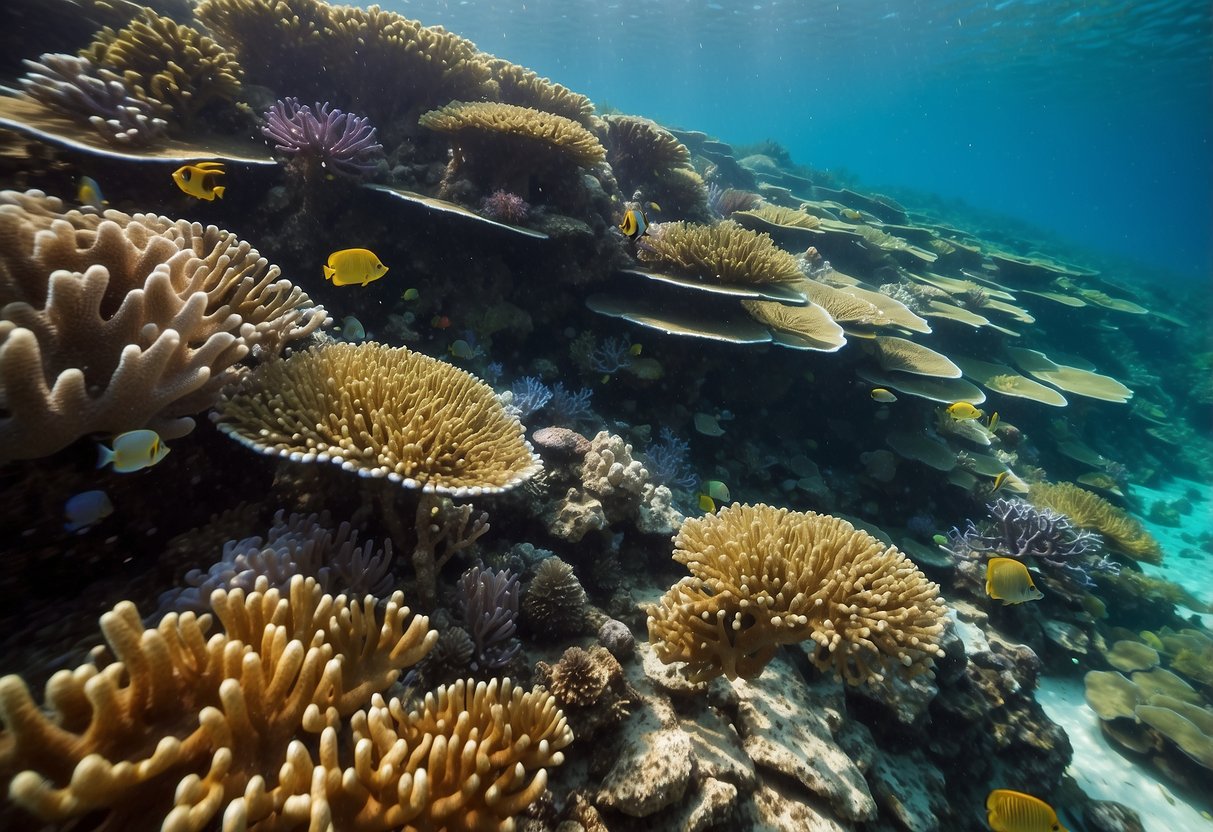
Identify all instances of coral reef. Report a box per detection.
[0,190,326,460]
[486,57,596,125]
[18,53,168,146]
[638,220,804,286]
[261,97,384,177]
[213,342,542,496]
[0,576,437,829]
[82,11,244,128]
[646,503,948,684]
[535,645,634,741]
[1030,481,1163,563]
[522,556,590,638]
[420,100,606,169]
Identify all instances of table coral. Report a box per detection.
[0,190,327,461]
[637,220,804,287]
[646,503,947,684]
[213,342,542,496]
[0,575,437,830]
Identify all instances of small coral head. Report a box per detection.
[480,189,530,224]
[261,97,383,177]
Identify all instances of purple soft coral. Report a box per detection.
[948,497,1116,590]
[457,566,522,672]
[261,97,383,176]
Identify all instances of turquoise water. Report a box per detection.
[387,0,1213,284]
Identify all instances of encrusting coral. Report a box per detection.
[81,10,245,128]
[0,575,438,830]
[213,341,542,497]
[646,503,948,684]
[1030,481,1163,564]
[0,190,327,461]
[637,220,804,287]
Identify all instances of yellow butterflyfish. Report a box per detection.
[97,430,170,473]
[697,494,716,513]
[985,789,1066,832]
[324,248,389,287]
[870,387,897,403]
[629,343,643,357]
[171,162,225,201]
[985,558,1043,605]
[946,401,984,421]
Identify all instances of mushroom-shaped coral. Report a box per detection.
[420,100,606,169]
[82,11,245,128]
[1029,482,1162,564]
[261,97,384,177]
[0,190,327,460]
[0,575,437,830]
[646,504,948,685]
[637,220,803,288]
[213,342,542,496]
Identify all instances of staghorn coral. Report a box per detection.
[0,190,327,461]
[0,575,437,830]
[646,503,948,685]
[637,220,803,286]
[457,565,522,672]
[486,57,596,126]
[82,11,244,128]
[523,557,590,638]
[261,97,384,177]
[18,52,168,146]
[1030,481,1163,564]
[213,341,542,496]
[238,678,572,830]
[420,100,607,186]
[198,0,492,125]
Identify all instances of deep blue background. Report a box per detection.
[383,0,1213,286]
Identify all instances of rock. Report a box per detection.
[732,657,877,822]
[1043,619,1090,655]
[679,698,757,789]
[665,777,738,832]
[640,640,711,696]
[598,617,636,659]
[546,486,607,542]
[868,749,949,832]
[595,727,694,816]
[1083,800,1145,832]
[532,426,592,460]
[737,774,853,832]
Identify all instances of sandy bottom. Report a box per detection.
[1036,675,1211,832]
[1132,476,1212,623]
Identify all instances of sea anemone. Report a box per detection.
[261,97,384,177]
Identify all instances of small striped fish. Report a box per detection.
[986,789,1066,832]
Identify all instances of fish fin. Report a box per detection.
[212,185,225,199]
[323,265,335,281]
[96,444,114,469]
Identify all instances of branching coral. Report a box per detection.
[213,342,542,496]
[82,11,244,128]
[261,97,383,177]
[18,53,167,146]
[637,220,804,286]
[646,504,948,685]
[1030,481,1163,564]
[0,190,327,461]
[0,575,437,830]
[198,0,491,125]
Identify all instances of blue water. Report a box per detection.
[386,0,1213,284]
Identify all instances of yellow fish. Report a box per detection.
[986,789,1066,832]
[402,287,420,301]
[991,471,1010,492]
[619,207,648,239]
[985,558,1044,605]
[78,175,107,210]
[629,343,643,357]
[947,401,984,421]
[697,494,716,513]
[97,429,169,473]
[870,387,897,403]
[171,162,225,201]
[324,248,389,287]
[987,411,1000,433]
[840,208,864,221]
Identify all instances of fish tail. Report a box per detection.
[212,186,226,199]
[96,444,114,469]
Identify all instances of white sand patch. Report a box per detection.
[1036,675,1211,832]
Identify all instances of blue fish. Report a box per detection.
[64,490,113,532]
